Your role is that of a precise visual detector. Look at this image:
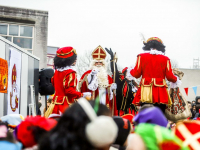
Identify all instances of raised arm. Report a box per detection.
[105,47,120,81]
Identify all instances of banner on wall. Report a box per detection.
[7,47,21,114]
[0,58,8,93]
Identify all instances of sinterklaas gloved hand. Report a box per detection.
[105,47,114,60]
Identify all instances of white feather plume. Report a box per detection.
[139,32,146,43]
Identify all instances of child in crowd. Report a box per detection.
[43,97,53,115]
[0,121,22,150]
[187,101,192,110]
[39,98,118,150]
[190,104,196,119]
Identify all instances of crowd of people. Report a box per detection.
[0,37,199,150]
[188,96,200,119]
[0,99,197,150]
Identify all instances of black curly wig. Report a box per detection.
[39,101,110,150]
[54,54,77,69]
[143,40,166,53]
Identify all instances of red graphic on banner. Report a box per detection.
[10,64,18,112]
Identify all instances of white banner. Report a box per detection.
[7,47,21,114]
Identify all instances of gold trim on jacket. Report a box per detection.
[140,78,172,106]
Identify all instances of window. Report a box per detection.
[0,23,34,54]
[13,37,32,49]
[2,36,11,42]
[20,26,32,37]
[0,24,7,35]
[9,25,18,36]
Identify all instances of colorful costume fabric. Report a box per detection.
[79,69,113,108]
[52,69,82,114]
[133,107,168,127]
[78,46,117,115]
[130,52,177,105]
[175,120,200,150]
[110,63,137,116]
[16,116,57,148]
[135,123,189,150]
[50,47,82,114]
[164,68,191,121]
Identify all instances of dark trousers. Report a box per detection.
[154,103,166,114]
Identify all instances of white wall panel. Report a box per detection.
[20,53,28,116]
[0,40,5,117]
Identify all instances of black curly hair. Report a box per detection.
[143,40,166,53]
[54,54,77,69]
[39,100,110,150]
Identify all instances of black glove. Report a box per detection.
[105,48,114,60]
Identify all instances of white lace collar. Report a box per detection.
[143,49,164,55]
[56,66,76,72]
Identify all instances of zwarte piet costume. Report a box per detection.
[127,37,179,113]
[51,47,83,114]
[105,48,138,116]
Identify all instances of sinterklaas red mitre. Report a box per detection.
[92,45,106,60]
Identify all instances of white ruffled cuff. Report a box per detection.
[109,83,117,100]
[170,76,182,88]
[83,92,92,98]
[87,73,98,91]
[110,89,113,100]
[126,66,136,81]
[111,83,117,90]
[132,86,137,92]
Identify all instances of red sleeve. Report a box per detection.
[80,80,90,93]
[64,72,82,98]
[108,75,113,84]
[165,59,177,83]
[130,55,142,78]
[79,71,92,93]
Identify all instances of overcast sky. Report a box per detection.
[1,0,200,69]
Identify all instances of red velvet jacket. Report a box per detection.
[130,53,177,105]
[51,69,82,114]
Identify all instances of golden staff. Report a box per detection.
[112,52,117,116]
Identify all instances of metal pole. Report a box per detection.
[45,96,47,111]
[112,52,116,116]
